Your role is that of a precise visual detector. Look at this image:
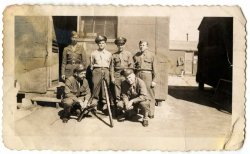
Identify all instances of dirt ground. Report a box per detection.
[14,75,232,150]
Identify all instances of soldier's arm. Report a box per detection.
[128,52,134,68]
[64,79,78,102]
[61,48,67,76]
[130,80,148,104]
[152,54,157,82]
[110,55,115,82]
[132,54,137,70]
[81,43,88,67]
[83,79,91,101]
[90,52,94,70]
[121,82,129,104]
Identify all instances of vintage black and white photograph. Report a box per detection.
[2,5,246,151]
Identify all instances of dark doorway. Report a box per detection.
[52,16,77,81]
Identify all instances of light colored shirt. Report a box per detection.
[90,49,112,69]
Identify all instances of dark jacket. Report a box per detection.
[64,76,91,102]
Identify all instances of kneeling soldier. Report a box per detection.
[62,64,91,123]
[117,69,150,127]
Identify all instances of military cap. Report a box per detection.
[74,64,86,73]
[122,69,134,77]
[95,35,107,43]
[71,31,79,38]
[114,37,127,45]
[139,40,149,45]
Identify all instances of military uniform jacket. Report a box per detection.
[133,50,156,81]
[121,77,150,103]
[111,50,133,78]
[64,76,91,102]
[61,44,87,77]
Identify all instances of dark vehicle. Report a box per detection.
[196,17,233,89]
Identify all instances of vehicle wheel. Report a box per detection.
[199,82,204,90]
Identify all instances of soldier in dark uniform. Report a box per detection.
[117,69,150,127]
[133,40,156,119]
[61,31,87,81]
[62,64,91,123]
[111,37,133,104]
[90,35,112,111]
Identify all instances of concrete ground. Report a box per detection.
[14,75,232,150]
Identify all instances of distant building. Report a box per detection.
[167,40,198,76]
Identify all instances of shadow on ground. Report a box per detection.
[168,86,218,109]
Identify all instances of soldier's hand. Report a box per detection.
[61,75,66,81]
[111,78,116,84]
[151,81,157,88]
[82,100,88,109]
[77,98,84,105]
[126,100,133,110]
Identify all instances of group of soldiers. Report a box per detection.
[61,31,156,127]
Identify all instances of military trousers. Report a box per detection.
[136,71,155,116]
[92,68,110,102]
[113,71,125,103]
[117,100,150,120]
[62,96,87,117]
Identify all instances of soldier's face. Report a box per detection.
[98,41,106,50]
[126,73,136,85]
[139,42,148,52]
[71,37,77,45]
[77,71,86,80]
[117,44,125,52]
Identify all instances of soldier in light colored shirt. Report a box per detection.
[90,35,112,112]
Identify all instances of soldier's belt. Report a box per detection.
[93,67,109,69]
[67,61,81,65]
[114,67,132,71]
[136,69,153,72]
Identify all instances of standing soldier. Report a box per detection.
[62,64,91,123]
[111,37,133,104]
[90,35,112,111]
[117,69,150,127]
[61,31,87,81]
[133,40,156,119]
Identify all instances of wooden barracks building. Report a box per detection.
[15,16,170,103]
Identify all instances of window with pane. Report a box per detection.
[79,16,117,39]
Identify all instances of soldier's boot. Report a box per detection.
[125,109,137,120]
[62,106,71,123]
[117,110,126,122]
[142,119,149,127]
[71,102,82,117]
[117,114,125,122]
[148,115,154,119]
[62,112,70,123]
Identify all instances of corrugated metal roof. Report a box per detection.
[169,40,198,51]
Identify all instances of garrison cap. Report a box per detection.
[122,69,134,77]
[95,35,107,43]
[114,37,127,45]
[139,40,149,45]
[71,31,79,38]
[74,64,86,73]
